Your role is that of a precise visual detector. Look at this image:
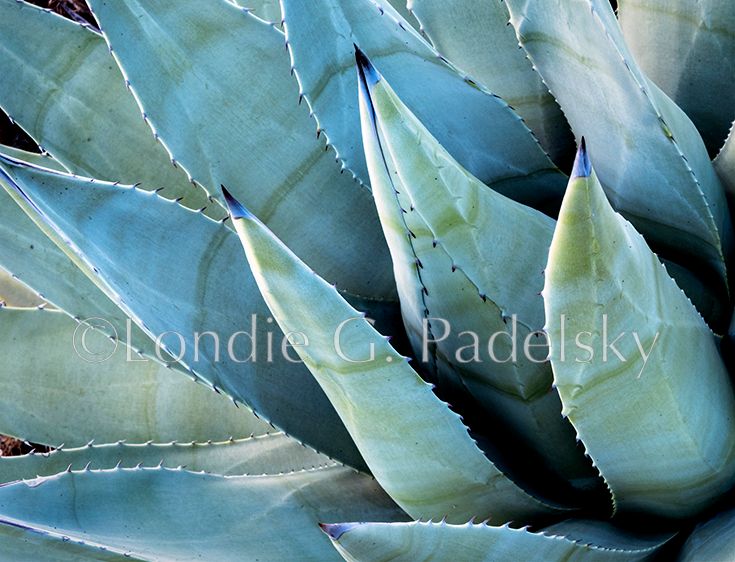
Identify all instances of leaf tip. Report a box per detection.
[319,522,357,541]
[221,185,253,220]
[571,137,591,179]
[354,44,381,90]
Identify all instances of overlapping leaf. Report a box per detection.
[505,0,732,299]
[408,0,573,162]
[619,0,735,153]
[544,145,735,518]
[280,0,567,210]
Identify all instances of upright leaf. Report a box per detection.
[355,51,597,494]
[225,188,570,524]
[280,0,567,210]
[0,158,366,469]
[0,308,270,447]
[0,467,405,561]
[505,0,732,294]
[544,144,735,518]
[86,0,394,298]
[619,0,735,153]
[408,0,573,162]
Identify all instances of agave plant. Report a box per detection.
[0,0,734,559]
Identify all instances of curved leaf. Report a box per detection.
[0,467,405,561]
[321,519,669,561]
[0,172,159,360]
[0,145,66,173]
[505,0,732,295]
[356,52,597,494]
[0,308,271,447]
[0,433,332,484]
[0,161,368,469]
[86,0,394,299]
[715,123,735,201]
[225,188,571,524]
[0,0,215,213]
[543,144,735,518]
[619,0,735,153]
[678,507,735,561]
[408,0,573,162]
[280,0,567,210]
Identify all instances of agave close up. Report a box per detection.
[0,0,735,560]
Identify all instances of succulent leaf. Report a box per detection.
[85,0,394,299]
[618,0,735,154]
[0,269,47,309]
[678,506,735,561]
[408,0,574,163]
[505,0,733,296]
[0,467,405,561]
[0,308,271,448]
[0,159,366,469]
[280,0,567,209]
[356,52,598,494]
[0,0,215,214]
[0,165,159,359]
[715,123,735,201]
[321,519,671,561]
[0,144,67,173]
[0,433,332,484]
[544,144,735,518]
[226,189,571,523]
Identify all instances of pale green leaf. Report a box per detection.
[0,308,271,448]
[0,433,332,484]
[408,0,573,163]
[86,0,394,299]
[0,0,216,214]
[356,54,597,495]
[0,158,366,469]
[226,188,570,524]
[0,145,66,173]
[543,145,735,518]
[0,172,162,360]
[678,507,735,561]
[0,467,405,561]
[505,0,732,293]
[280,0,567,210]
[230,0,281,23]
[0,269,46,309]
[619,0,735,153]
[321,519,669,561]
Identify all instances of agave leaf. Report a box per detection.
[0,524,135,562]
[715,123,735,200]
[225,188,571,524]
[678,506,735,561]
[544,144,735,518]
[0,0,216,214]
[505,0,732,294]
[280,0,567,210]
[407,0,573,163]
[230,0,281,23]
[85,0,394,299]
[0,433,332,484]
[321,519,670,561]
[0,308,271,447]
[618,0,735,154]
[0,467,405,561]
[0,269,46,309]
[0,171,162,360]
[355,51,597,494]
[0,158,366,470]
[0,144,66,173]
